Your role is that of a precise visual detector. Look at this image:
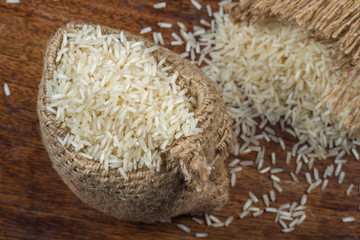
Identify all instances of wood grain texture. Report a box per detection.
[0,0,360,239]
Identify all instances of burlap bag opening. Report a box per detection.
[227,0,360,137]
[37,22,234,222]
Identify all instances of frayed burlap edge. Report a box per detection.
[37,22,233,222]
[227,0,360,135]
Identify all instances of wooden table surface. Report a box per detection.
[1,0,360,239]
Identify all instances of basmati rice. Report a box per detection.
[48,25,201,173]
[209,215,221,224]
[338,172,345,184]
[351,148,359,160]
[265,207,278,213]
[270,168,283,174]
[158,22,173,28]
[300,194,307,205]
[224,216,234,226]
[269,190,276,202]
[290,172,299,183]
[211,222,224,228]
[228,158,240,167]
[4,83,10,96]
[253,210,264,217]
[191,0,201,10]
[206,4,212,17]
[240,160,253,166]
[204,213,211,226]
[346,183,354,196]
[271,152,276,165]
[262,194,270,207]
[177,224,191,233]
[270,175,280,182]
[243,199,253,211]
[231,173,236,187]
[195,233,208,238]
[286,152,291,165]
[273,182,283,193]
[248,191,259,203]
[153,2,166,9]
[192,217,204,225]
[321,179,329,192]
[342,217,355,223]
[305,172,312,185]
[239,210,250,219]
[259,166,270,174]
[140,27,152,34]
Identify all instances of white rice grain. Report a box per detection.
[177,224,191,233]
[228,158,240,167]
[286,152,291,165]
[211,222,224,228]
[305,172,312,185]
[290,172,299,183]
[321,179,328,191]
[191,0,201,10]
[153,2,166,9]
[259,166,271,174]
[253,210,264,217]
[140,27,152,34]
[338,171,345,184]
[231,173,236,187]
[273,182,283,193]
[249,191,259,203]
[239,210,250,219]
[270,168,283,174]
[262,194,270,207]
[209,215,221,223]
[192,217,204,225]
[206,4,212,17]
[243,199,253,211]
[352,148,359,160]
[4,83,10,96]
[158,22,173,28]
[224,216,234,226]
[270,175,280,182]
[240,160,253,166]
[300,194,307,205]
[204,213,211,226]
[118,168,129,180]
[269,190,276,202]
[342,217,355,223]
[346,183,354,196]
[265,207,278,213]
[195,233,208,238]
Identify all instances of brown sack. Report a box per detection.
[37,22,234,222]
[227,0,360,136]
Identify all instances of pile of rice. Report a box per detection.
[201,16,357,160]
[137,0,360,236]
[46,24,202,173]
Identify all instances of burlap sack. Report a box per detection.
[227,0,360,136]
[37,22,233,222]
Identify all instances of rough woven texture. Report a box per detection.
[227,0,360,136]
[37,22,233,222]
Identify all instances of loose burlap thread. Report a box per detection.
[227,0,360,136]
[37,22,233,222]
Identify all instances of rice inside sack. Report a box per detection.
[46,24,202,173]
[37,22,233,222]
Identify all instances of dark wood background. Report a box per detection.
[1,0,360,239]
